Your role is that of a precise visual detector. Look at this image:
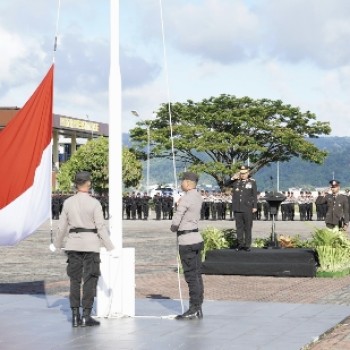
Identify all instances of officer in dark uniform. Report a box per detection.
[167,195,174,220]
[204,190,210,220]
[100,193,109,219]
[162,194,170,220]
[135,192,143,220]
[306,191,314,221]
[263,194,270,221]
[122,192,127,219]
[52,192,61,220]
[280,191,287,220]
[298,191,307,221]
[345,189,350,221]
[153,192,162,220]
[130,192,137,220]
[225,165,257,251]
[322,180,349,230]
[315,191,325,221]
[142,192,151,220]
[124,192,132,219]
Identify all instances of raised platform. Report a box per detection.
[202,248,319,277]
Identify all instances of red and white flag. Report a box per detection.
[0,65,54,246]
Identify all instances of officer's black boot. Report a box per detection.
[175,304,203,320]
[71,307,81,327]
[81,308,100,327]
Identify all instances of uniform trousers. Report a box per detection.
[178,242,204,306]
[155,205,162,220]
[142,204,149,219]
[234,211,253,247]
[67,251,101,309]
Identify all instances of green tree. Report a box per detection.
[122,147,143,188]
[56,137,142,192]
[130,95,331,189]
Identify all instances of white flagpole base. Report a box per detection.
[96,247,135,317]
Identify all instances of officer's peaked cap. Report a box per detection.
[239,165,249,174]
[330,179,340,188]
[181,172,199,182]
[74,171,91,185]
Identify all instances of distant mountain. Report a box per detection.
[255,137,350,191]
[123,134,350,191]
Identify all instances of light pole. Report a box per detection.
[86,114,94,139]
[131,110,150,195]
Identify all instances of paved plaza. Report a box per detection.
[1,215,350,349]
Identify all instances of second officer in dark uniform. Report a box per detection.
[322,180,349,230]
[226,166,257,251]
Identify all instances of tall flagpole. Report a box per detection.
[97,0,135,317]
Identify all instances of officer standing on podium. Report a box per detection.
[226,165,257,251]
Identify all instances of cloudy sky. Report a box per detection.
[1,0,350,136]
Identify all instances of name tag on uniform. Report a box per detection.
[246,183,252,189]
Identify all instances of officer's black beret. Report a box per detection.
[181,172,199,182]
[74,171,91,185]
[330,180,340,188]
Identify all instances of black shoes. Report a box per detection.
[175,306,203,320]
[236,245,251,252]
[81,315,100,327]
[81,308,100,327]
[71,308,81,327]
[72,307,100,327]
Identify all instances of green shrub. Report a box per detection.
[310,228,350,273]
[252,237,270,248]
[201,227,230,261]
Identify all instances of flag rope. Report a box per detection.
[159,0,184,314]
[50,0,61,242]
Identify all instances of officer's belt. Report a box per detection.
[177,229,198,236]
[69,228,97,233]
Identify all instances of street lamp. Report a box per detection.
[86,114,94,139]
[131,110,150,195]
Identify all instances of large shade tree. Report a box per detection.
[56,137,142,193]
[130,94,331,189]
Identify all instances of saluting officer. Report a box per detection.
[226,165,258,251]
[322,180,349,230]
[50,171,116,327]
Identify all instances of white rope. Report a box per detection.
[50,0,61,239]
[159,0,184,314]
[52,0,61,63]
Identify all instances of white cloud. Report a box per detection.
[2,0,350,137]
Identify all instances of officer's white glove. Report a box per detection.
[49,243,56,252]
[109,249,119,258]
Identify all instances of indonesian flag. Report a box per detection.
[0,65,54,246]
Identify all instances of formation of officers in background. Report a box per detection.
[51,187,350,222]
[51,193,110,220]
[120,189,345,222]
